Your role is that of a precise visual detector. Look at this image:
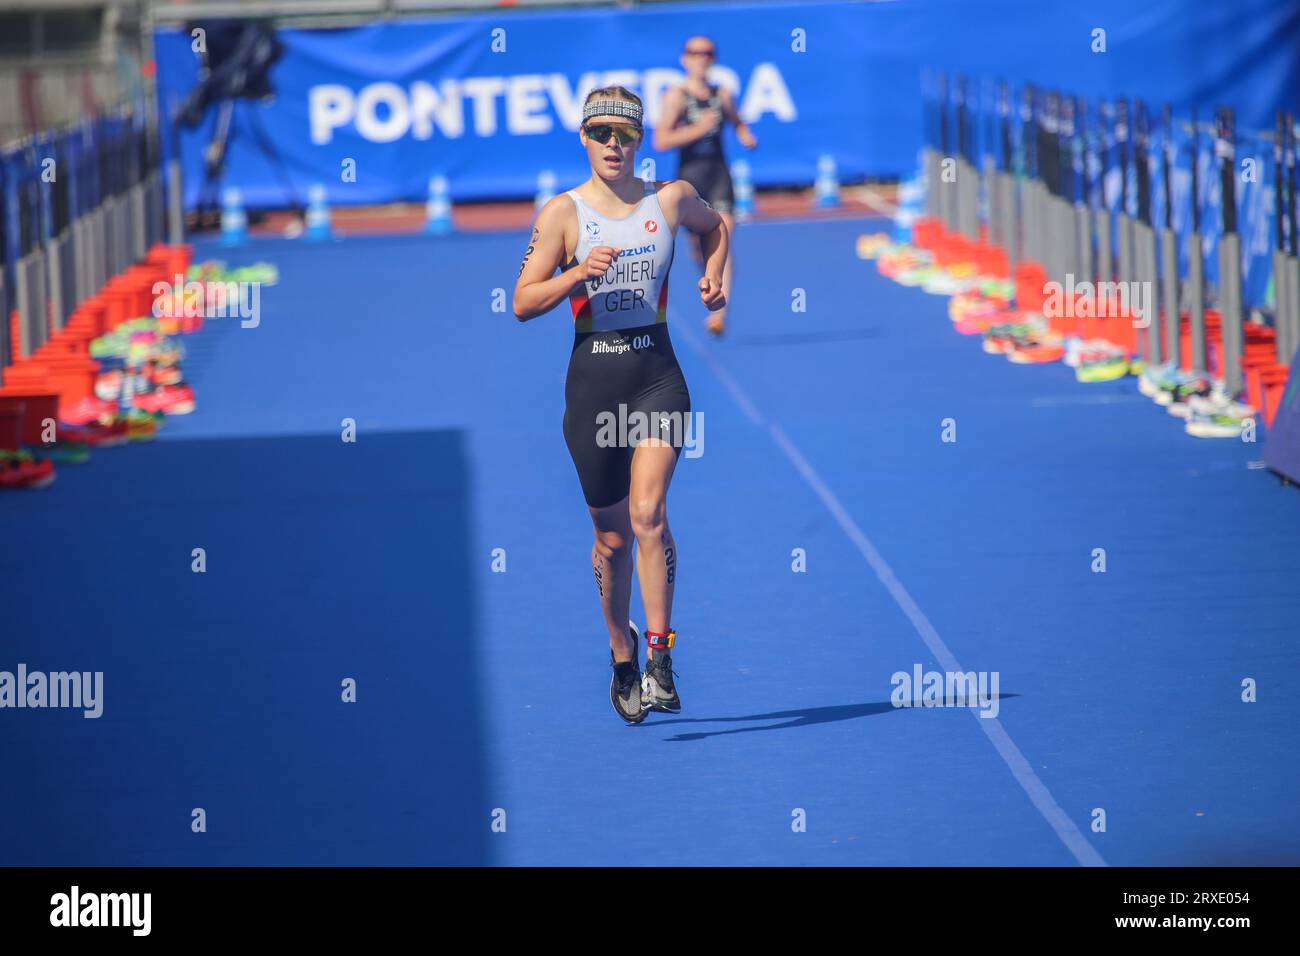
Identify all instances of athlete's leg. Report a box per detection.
[627,442,680,636]
[589,498,636,661]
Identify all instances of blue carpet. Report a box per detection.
[2,218,1297,865]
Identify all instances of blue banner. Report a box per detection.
[155,1,876,208]
[153,0,1300,211]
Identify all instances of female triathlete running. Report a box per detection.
[513,86,728,724]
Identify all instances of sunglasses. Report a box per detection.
[685,48,716,59]
[583,123,643,146]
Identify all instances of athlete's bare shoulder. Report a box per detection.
[535,190,581,259]
[538,190,578,220]
[654,179,707,228]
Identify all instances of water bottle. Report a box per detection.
[426,175,452,235]
[220,187,246,247]
[305,183,332,241]
[814,154,841,209]
[732,159,754,221]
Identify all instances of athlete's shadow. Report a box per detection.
[650,700,897,741]
[650,696,1018,742]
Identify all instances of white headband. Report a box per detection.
[582,99,643,125]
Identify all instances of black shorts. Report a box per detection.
[678,157,734,215]
[563,323,692,509]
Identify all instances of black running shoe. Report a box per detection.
[610,622,646,724]
[642,652,681,714]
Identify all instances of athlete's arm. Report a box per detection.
[652,88,718,151]
[720,87,757,149]
[513,196,616,322]
[669,181,728,311]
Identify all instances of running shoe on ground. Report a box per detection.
[150,364,184,387]
[59,396,117,427]
[1138,360,1183,398]
[27,442,90,465]
[949,292,1003,323]
[954,312,1002,335]
[1164,378,1213,417]
[1151,370,1203,406]
[0,450,55,490]
[610,621,646,725]
[124,408,161,441]
[1186,390,1256,420]
[1075,351,1132,382]
[56,418,129,448]
[896,263,938,287]
[1007,338,1066,364]
[135,384,195,416]
[1185,406,1254,439]
[856,233,894,260]
[921,270,972,296]
[641,629,681,714]
[983,320,1040,354]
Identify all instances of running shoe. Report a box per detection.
[954,313,1000,335]
[1186,391,1256,420]
[983,321,1038,354]
[856,233,894,260]
[135,384,195,416]
[231,262,279,286]
[1185,407,1254,439]
[1151,370,1203,406]
[641,629,681,714]
[949,292,1003,323]
[979,277,1015,301]
[879,249,928,281]
[125,408,161,441]
[1007,339,1066,364]
[1138,360,1182,399]
[1061,337,1092,368]
[896,263,938,287]
[1164,378,1213,417]
[920,270,970,296]
[60,396,118,427]
[610,621,646,725]
[1075,352,1131,383]
[0,450,55,490]
[56,418,129,448]
[89,331,130,360]
[27,442,90,465]
[150,364,184,387]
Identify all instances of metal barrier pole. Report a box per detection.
[1161,225,1179,364]
[47,238,66,332]
[1277,115,1299,367]
[1216,108,1244,394]
[168,159,184,244]
[1220,234,1245,393]
[996,83,1017,265]
[15,250,49,358]
[1002,171,1019,266]
[1286,255,1300,364]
